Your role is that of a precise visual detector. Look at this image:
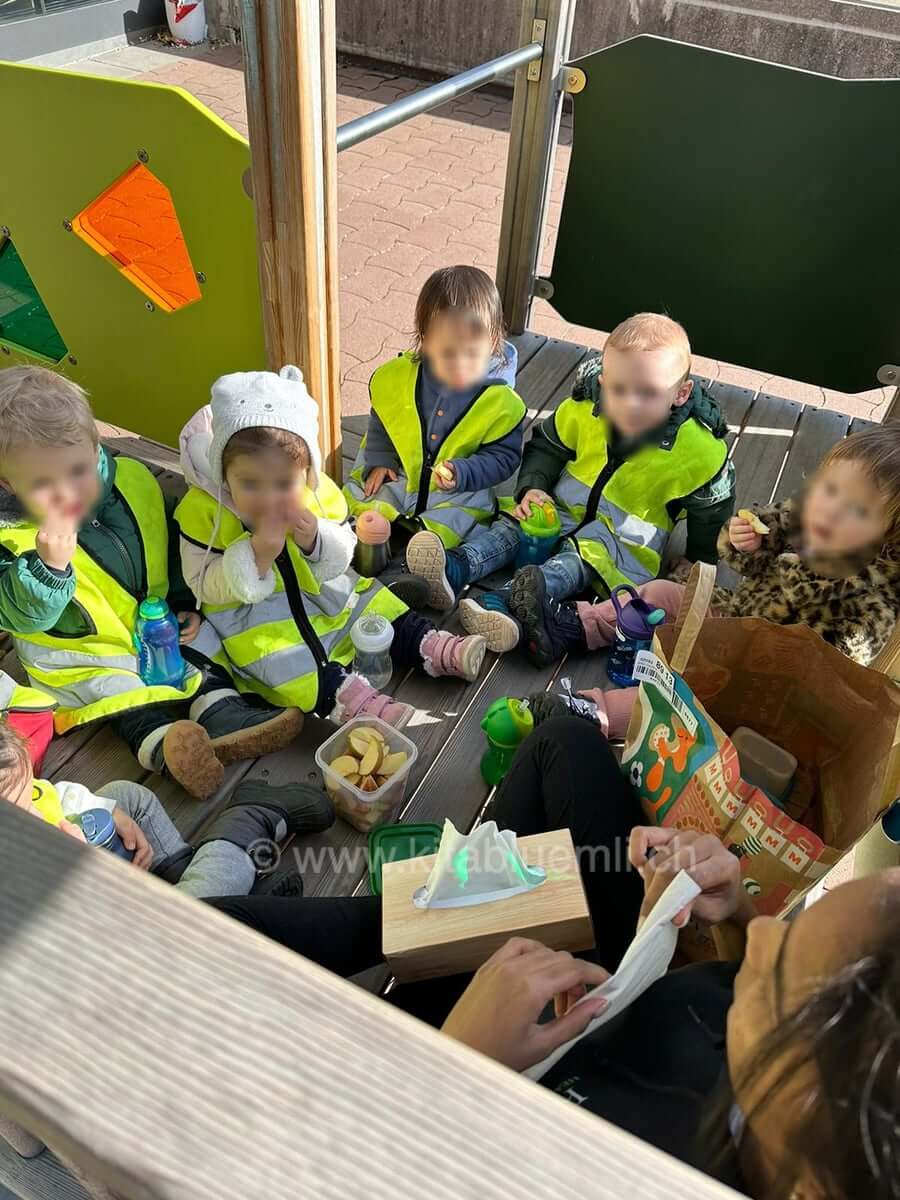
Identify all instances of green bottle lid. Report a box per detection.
[481,697,534,748]
[138,595,170,621]
[520,499,561,539]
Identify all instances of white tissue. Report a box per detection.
[413,819,546,909]
[525,869,702,1081]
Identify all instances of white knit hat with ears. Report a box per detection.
[207,365,321,489]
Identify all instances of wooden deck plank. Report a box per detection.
[706,381,757,449]
[775,406,850,502]
[516,337,590,428]
[49,726,147,794]
[849,416,875,436]
[507,330,547,374]
[0,1138,92,1200]
[728,392,802,508]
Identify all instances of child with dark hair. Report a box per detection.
[343,265,526,550]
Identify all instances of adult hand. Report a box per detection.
[364,467,398,498]
[442,938,609,1072]
[728,516,762,554]
[292,507,319,554]
[432,461,457,492]
[629,826,743,928]
[177,611,202,644]
[513,489,553,521]
[35,505,77,572]
[112,808,153,870]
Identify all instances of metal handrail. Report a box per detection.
[335,41,543,151]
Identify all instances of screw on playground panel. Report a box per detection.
[0,226,9,238]
[67,355,78,366]
[1,346,9,355]
[196,271,207,284]
[63,220,73,232]
[137,149,150,163]
[145,301,156,312]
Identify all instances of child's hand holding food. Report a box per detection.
[36,503,78,573]
[251,511,291,575]
[729,509,769,553]
[514,489,553,521]
[432,461,457,492]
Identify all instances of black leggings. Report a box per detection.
[210,718,644,1019]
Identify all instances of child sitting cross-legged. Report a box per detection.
[0,367,302,801]
[0,720,334,897]
[406,313,735,658]
[528,423,900,739]
[177,367,487,730]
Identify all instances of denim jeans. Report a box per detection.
[455,519,593,603]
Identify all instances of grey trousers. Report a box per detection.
[96,781,255,899]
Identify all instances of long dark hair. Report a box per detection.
[702,905,900,1198]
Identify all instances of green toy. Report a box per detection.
[480,697,534,787]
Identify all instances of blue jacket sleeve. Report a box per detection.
[362,409,402,474]
[450,420,525,493]
[0,548,75,634]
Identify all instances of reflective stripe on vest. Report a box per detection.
[343,352,525,548]
[176,486,408,710]
[31,779,65,827]
[553,398,728,591]
[0,458,203,732]
[0,670,56,715]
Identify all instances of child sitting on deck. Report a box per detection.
[176,366,488,731]
[343,265,526,549]
[406,313,735,656]
[528,423,900,738]
[0,367,302,802]
[0,721,333,897]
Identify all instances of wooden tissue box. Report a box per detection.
[381,828,595,982]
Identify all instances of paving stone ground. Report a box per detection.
[63,39,893,421]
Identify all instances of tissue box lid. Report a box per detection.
[381,828,594,982]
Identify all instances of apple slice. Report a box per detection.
[331,754,361,778]
[358,739,384,777]
[348,729,376,757]
[379,751,408,778]
[738,508,770,535]
[359,774,379,792]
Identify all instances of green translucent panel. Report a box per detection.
[0,237,67,363]
[550,36,900,393]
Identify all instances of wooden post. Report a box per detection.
[240,0,343,481]
[496,0,577,333]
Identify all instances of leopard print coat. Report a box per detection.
[711,499,900,667]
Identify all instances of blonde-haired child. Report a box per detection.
[528,423,900,738]
[344,264,525,549]
[177,366,487,729]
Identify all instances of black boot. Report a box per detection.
[199,781,335,853]
[509,566,588,668]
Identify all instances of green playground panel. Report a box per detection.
[549,36,900,394]
[0,237,68,363]
[0,63,265,447]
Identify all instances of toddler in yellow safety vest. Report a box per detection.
[407,313,735,659]
[176,366,488,730]
[0,721,334,897]
[0,366,303,802]
[343,265,526,556]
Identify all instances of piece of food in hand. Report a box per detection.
[434,463,454,483]
[358,739,384,777]
[738,508,770,535]
[378,750,408,777]
[331,755,361,778]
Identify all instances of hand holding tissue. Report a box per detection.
[382,821,594,981]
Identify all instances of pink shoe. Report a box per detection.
[331,673,414,729]
[420,629,487,682]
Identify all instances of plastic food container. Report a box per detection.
[732,726,797,803]
[368,822,442,896]
[315,716,418,832]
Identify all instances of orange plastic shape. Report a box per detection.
[72,163,201,313]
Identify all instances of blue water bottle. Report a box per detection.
[134,596,185,688]
[76,808,135,861]
[606,585,667,688]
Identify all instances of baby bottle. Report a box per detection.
[606,585,666,688]
[515,499,562,568]
[134,596,185,689]
[350,613,394,690]
[353,510,391,578]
